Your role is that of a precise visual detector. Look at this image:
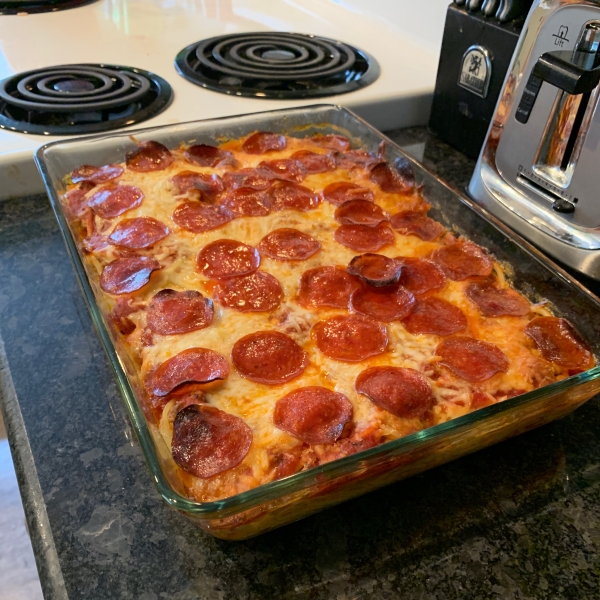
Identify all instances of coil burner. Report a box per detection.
[0,0,99,15]
[175,32,379,99]
[0,64,173,135]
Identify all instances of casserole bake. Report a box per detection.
[36,105,600,539]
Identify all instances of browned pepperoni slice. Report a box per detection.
[437,337,509,382]
[402,297,467,336]
[269,182,320,211]
[432,240,493,281]
[336,150,380,170]
[213,271,283,312]
[71,164,123,184]
[291,150,336,173]
[172,201,232,233]
[146,289,214,335]
[108,217,169,249]
[334,223,395,252]
[524,317,594,369]
[220,188,270,217]
[242,131,286,154]
[335,199,389,228]
[65,181,95,218]
[356,367,434,418]
[391,211,444,241]
[313,315,388,362]
[88,184,144,219]
[100,256,161,295]
[172,171,224,201]
[311,134,351,152]
[274,387,353,444]
[197,239,260,279]
[258,159,306,183]
[184,144,236,168]
[146,348,230,396]
[232,331,308,384]
[126,140,173,172]
[396,257,447,296]
[351,285,415,322]
[466,282,530,317]
[347,254,403,287]
[370,157,415,193]
[323,182,374,206]
[222,168,275,191]
[172,404,252,479]
[297,266,360,309]
[110,298,139,335]
[258,228,320,261]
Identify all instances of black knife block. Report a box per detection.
[429,4,523,159]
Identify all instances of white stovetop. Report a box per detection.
[0,0,448,197]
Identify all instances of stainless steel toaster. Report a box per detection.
[469,0,600,279]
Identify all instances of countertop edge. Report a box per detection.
[0,335,69,600]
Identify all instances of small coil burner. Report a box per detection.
[0,64,173,135]
[0,0,98,15]
[175,32,379,99]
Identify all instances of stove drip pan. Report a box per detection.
[0,64,173,135]
[175,32,379,99]
[0,0,99,15]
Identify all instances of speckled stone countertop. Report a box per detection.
[1,128,599,600]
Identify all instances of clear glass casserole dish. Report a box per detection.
[35,105,600,540]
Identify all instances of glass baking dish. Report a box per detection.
[35,105,600,540]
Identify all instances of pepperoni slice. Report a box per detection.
[213,271,283,312]
[232,331,308,384]
[323,182,374,206]
[100,256,161,295]
[437,337,509,382]
[258,228,321,261]
[242,131,286,154]
[172,171,224,201]
[110,298,139,336]
[184,144,236,168]
[147,348,230,397]
[347,254,403,287]
[108,217,169,249]
[297,266,360,309]
[402,297,467,336]
[313,315,388,362]
[146,289,214,335]
[391,211,445,241]
[336,150,380,170]
[172,201,232,233]
[88,184,144,219]
[269,182,320,212]
[197,239,260,279]
[222,168,274,191]
[220,188,270,217]
[396,257,447,296]
[370,157,415,193]
[71,164,123,184]
[65,181,96,218]
[524,317,594,369]
[274,387,353,444]
[82,233,109,253]
[311,134,351,152]
[334,200,389,227]
[466,282,530,317]
[356,367,434,419]
[258,159,306,183]
[126,140,173,172]
[351,285,415,322]
[172,404,252,479]
[291,150,336,173]
[334,223,395,252]
[432,240,493,281]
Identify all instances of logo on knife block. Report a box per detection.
[458,45,492,98]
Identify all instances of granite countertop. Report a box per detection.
[1,128,599,600]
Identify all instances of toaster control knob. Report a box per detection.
[552,197,575,213]
[515,74,543,123]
